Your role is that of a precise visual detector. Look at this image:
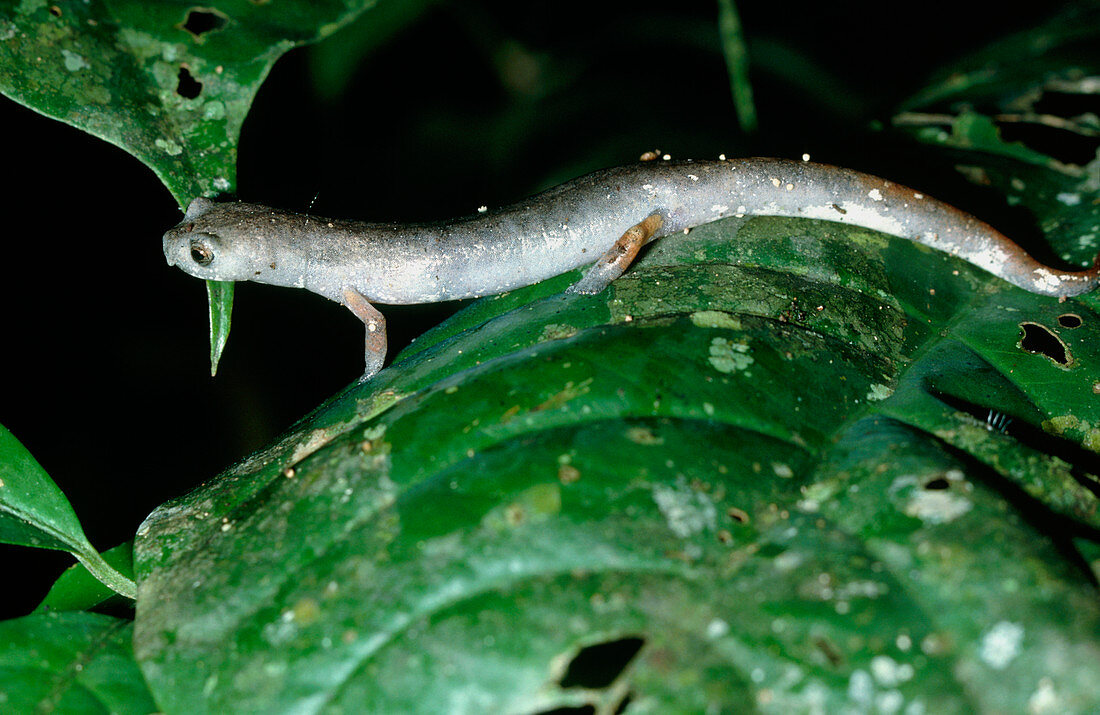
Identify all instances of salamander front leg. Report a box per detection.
[567,213,664,295]
[341,287,387,380]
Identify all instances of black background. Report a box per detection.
[1,0,1072,615]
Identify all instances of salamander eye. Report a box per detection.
[190,239,215,266]
[183,222,194,233]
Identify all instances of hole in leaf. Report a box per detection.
[1058,313,1082,329]
[923,477,950,490]
[533,707,594,715]
[181,7,228,40]
[1031,87,1100,122]
[48,5,61,17]
[176,66,203,99]
[614,692,634,714]
[997,119,1099,167]
[1018,322,1071,367]
[559,636,645,689]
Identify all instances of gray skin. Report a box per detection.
[164,158,1100,377]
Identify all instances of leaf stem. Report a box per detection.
[73,546,137,600]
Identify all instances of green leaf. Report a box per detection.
[0,0,381,205]
[35,542,135,614]
[896,4,1100,116]
[0,424,136,600]
[0,611,156,714]
[716,0,756,133]
[207,280,234,377]
[133,204,1100,710]
[891,4,1100,267]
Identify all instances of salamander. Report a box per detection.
[163,157,1100,378]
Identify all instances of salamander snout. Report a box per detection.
[162,231,176,266]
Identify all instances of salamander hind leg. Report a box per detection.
[341,287,388,380]
[567,213,664,295]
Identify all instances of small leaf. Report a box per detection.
[207,280,234,376]
[0,611,156,714]
[0,424,136,600]
[0,424,88,553]
[716,0,756,133]
[35,541,135,614]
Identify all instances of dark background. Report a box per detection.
[1,0,1074,615]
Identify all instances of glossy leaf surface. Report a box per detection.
[0,611,155,714]
[134,208,1100,712]
[0,424,135,599]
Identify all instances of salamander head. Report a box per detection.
[163,198,287,283]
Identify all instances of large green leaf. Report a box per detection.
[132,203,1100,711]
[0,424,135,600]
[0,0,380,204]
[0,611,155,713]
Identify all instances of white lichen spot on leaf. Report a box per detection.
[154,137,183,156]
[772,462,794,479]
[60,48,88,71]
[652,476,717,538]
[866,383,893,401]
[1027,677,1061,714]
[690,310,742,330]
[892,470,973,524]
[708,337,753,373]
[978,621,1024,670]
[626,426,664,445]
[203,100,225,120]
[539,323,578,341]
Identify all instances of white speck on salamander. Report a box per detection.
[868,188,884,201]
[710,204,730,214]
[1033,268,1065,291]
[1056,192,1081,206]
[688,174,699,181]
[477,206,488,213]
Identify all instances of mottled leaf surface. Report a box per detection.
[0,611,155,714]
[134,205,1100,712]
[0,0,377,204]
